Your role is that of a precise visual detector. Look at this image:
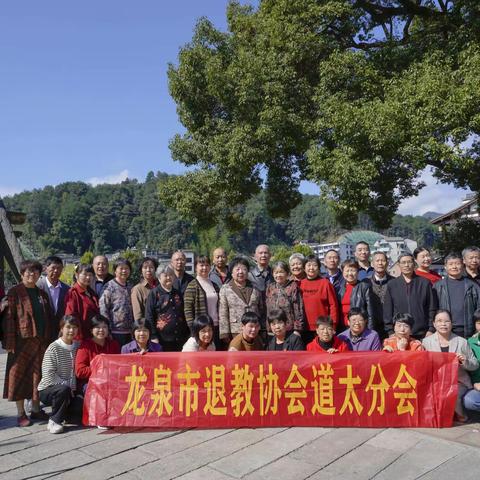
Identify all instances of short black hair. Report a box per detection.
[241,311,260,325]
[58,315,80,337]
[473,309,480,323]
[131,318,153,336]
[316,316,333,328]
[19,260,42,275]
[75,263,94,275]
[45,255,63,267]
[113,257,132,272]
[444,252,462,264]
[392,313,414,328]
[347,307,367,322]
[305,255,321,269]
[229,256,250,272]
[90,314,110,330]
[413,247,430,259]
[267,309,287,324]
[139,257,159,273]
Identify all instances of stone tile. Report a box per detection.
[0,450,97,480]
[135,427,283,479]
[289,428,382,467]
[308,443,401,480]
[52,448,156,479]
[244,455,320,480]
[210,427,329,478]
[365,428,423,451]
[176,466,236,480]
[419,450,480,480]
[374,437,467,480]
[0,454,26,474]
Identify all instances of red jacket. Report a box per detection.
[300,277,339,330]
[306,335,349,352]
[75,337,120,382]
[65,283,99,340]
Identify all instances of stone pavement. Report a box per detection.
[1,351,479,480]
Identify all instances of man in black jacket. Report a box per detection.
[383,253,437,339]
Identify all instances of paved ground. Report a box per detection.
[1,350,479,480]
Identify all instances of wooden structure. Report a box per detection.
[0,198,25,292]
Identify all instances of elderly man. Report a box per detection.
[369,251,394,339]
[383,253,437,339]
[37,255,70,323]
[171,250,194,296]
[463,246,480,286]
[323,249,343,299]
[92,255,114,297]
[434,253,480,338]
[248,244,273,292]
[355,241,374,280]
[209,247,231,289]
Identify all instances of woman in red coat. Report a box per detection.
[65,263,99,340]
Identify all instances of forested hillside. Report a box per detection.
[3,172,438,257]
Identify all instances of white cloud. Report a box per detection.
[87,169,130,187]
[0,186,23,198]
[397,169,471,216]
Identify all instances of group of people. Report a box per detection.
[1,242,480,432]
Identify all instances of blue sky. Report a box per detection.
[0,0,470,216]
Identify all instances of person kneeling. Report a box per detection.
[306,316,349,353]
[266,309,304,351]
[228,312,264,351]
[37,315,83,434]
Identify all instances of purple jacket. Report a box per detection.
[121,340,163,354]
[338,328,381,352]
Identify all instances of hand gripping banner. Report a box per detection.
[83,351,457,428]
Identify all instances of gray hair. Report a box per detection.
[156,262,175,279]
[289,253,305,264]
[462,246,480,258]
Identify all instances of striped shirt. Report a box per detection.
[38,339,78,391]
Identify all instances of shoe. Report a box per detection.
[30,410,49,422]
[17,414,32,427]
[47,418,64,434]
[97,425,110,430]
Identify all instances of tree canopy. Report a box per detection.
[164,0,480,228]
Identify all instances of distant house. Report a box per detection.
[430,194,479,231]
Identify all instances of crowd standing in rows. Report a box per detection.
[1,243,480,432]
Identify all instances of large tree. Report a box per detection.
[164,0,480,228]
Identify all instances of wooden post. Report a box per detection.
[0,198,24,286]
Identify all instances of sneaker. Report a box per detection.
[30,410,49,422]
[17,414,32,427]
[97,425,110,430]
[47,419,64,434]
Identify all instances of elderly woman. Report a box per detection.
[288,253,306,282]
[266,309,304,351]
[121,318,163,354]
[338,307,381,351]
[3,260,55,426]
[183,255,220,345]
[99,257,134,346]
[338,259,374,330]
[219,257,262,346]
[423,310,480,421]
[38,315,82,434]
[265,261,305,333]
[299,255,338,343]
[182,315,216,352]
[306,316,349,353]
[383,313,425,352]
[65,263,99,340]
[145,263,189,351]
[131,257,159,321]
[414,247,442,284]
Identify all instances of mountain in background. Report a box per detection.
[2,171,439,257]
[422,211,443,220]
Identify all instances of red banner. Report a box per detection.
[83,351,457,428]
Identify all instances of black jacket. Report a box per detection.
[383,274,437,338]
[266,331,305,351]
[338,279,374,329]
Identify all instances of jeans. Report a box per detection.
[463,388,480,412]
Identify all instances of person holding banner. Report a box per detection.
[38,315,82,434]
[383,313,424,352]
[182,315,216,352]
[121,319,163,354]
[75,315,120,392]
[306,316,349,353]
[423,309,480,422]
[219,257,262,346]
[266,309,304,351]
[228,312,264,351]
[338,308,381,351]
